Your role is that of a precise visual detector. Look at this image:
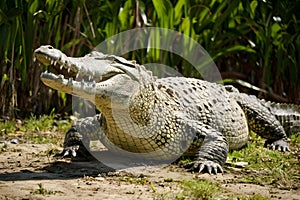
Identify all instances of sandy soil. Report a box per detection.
[0,142,299,199]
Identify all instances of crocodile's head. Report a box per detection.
[34,45,155,110]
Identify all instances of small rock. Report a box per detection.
[94,177,105,181]
[10,139,18,144]
[70,115,78,122]
[232,161,248,168]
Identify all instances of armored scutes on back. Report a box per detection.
[33,45,299,174]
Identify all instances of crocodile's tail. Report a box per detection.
[264,101,300,136]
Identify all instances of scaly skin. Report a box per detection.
[33,45,295,174]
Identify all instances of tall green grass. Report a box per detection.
[0,0,299,118]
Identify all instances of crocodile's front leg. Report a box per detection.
[59,114,103,160]
[182,120,228,174]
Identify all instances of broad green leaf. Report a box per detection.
[152,0,173,28]
[212,45,256,60]
[61,39,82,52]
[29,0,39,14]
[174,0,189,25]
[118,0,134,29]
[213,0,239,30]
[3,73,8,81]
[250,0,258,18]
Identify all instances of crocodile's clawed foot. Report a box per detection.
[55,145,94,161]
[265,139,290,152]
[184,160,223,174]
[58,145,80,157]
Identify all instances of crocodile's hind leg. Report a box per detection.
[59,114,102,160]
[182,120,228,174]
[226,86,289,151]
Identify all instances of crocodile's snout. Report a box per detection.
[34,45,131,91]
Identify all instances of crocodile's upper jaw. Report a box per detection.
[33,45,141,104]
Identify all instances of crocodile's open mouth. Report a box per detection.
[34,52,78,79]
[34,47,125,85]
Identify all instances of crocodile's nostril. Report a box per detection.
[48,46,53,49]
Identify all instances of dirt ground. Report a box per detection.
[0,142,299,200]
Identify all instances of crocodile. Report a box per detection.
[33,45,299,174]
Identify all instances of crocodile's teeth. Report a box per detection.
[75,73,79,79]
[68,78,73,85]
[81,79,85,86]
[51,60,54,65]
[54,60,57,65]
[60,65,64,70]
[58,75,64,83]
[88,75,92,81]
[33,57,36,62]
[68,68,71,73]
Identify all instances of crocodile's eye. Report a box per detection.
[47,46,53,49]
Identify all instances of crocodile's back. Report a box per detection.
[156,77,249,150]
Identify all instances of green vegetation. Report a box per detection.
[227,194,269,200]
[290,132,300,144]
[0,0,299,119]
[177,179,221,200]
[0,114,71,147]
[0,120,15,136]
[173,132,300,199]
[227,133,300,189]
[164,177,173,182]
[31,183,59,195]
[175,179,270,200]
[119,175,148,185]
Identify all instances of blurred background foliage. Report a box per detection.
[0,0,299,119]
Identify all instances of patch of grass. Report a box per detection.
[31,183,58,195]
[164,178,173,182]
[24,115,54,133]
[177,179,221,200]
[119,176,148,185]
[247,194,269,200]
[0,121,16,135]
[29,137,57,144]
[24,114,70,134]
[177,157,193,165]
[0,115,71,146]
[290,132,300,145]
[150,181,157,193]
[227,133,300,189]
[227,194,269,200]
